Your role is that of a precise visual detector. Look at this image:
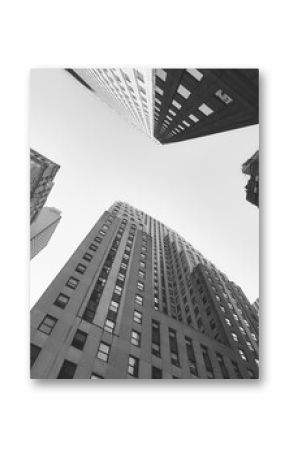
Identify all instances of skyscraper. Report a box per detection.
[153,69,258,144]
[242,150,259,207]
[30,149,60,224]
[67,68,258,145]
[66,68,155,142]
[30,202,259,379]
[30,207,62,259]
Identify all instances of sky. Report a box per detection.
[30,69,259,307]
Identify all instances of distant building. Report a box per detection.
[30,149,60,223]
[67,68,258,145]
[30,207,62,259]
[31,201,259,379]
[242,150,259,207]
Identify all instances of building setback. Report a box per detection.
[30,207,62,259]
[30,149,60,223]
[31,202,259,379]
[242,150,259,207]
[67,68,258,145]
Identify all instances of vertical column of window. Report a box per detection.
[104,225,136,333]
[152,320,161,357]
[216,353,229,379]
[168,328,180,368]
[82,220,127,323]
[184,337,199,377]
[201,345,215,378]
[231,360,243,378]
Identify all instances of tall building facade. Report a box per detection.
[31,202,259,379]
[242,150,259,207]
[30,149,60,223]
[67,68,258,145]
[30,207,62,259]
[67,68,155,141]
[153,69,258,143]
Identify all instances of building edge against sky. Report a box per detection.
[31,201,259,379]
[66,68,258,145]
[30,207,62,259]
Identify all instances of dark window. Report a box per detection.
[128,355,139,377]
[216,353,229,379]
[54,293,70,309]
[152,320,161,357]
[185,337,198,376]
[232,360,242,378]
[89,243,98,252]
[30,344,41,368]
[201,345,214,378]
[71,329,88,350]
[152,366,162,379]
[38,314,57,335]
[57,360,77,379]
[169,328,180,367]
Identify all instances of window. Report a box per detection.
[66,277,79,290]
[54,293,70,309]
[168,109,176,116]
[152,366,162,379]
[91,373,104,379]
[185,337,198,376]
[201,345,214,378]
[75,263,86,274]
[247,369,255,379]
[83,252,93,262]
[137,281,144,291]
[186,68,203,81]
[152,320,161,357]
[182,120,190,127]
[155,86,163,96]
[97,342,111,362]
[57,360,77,379]
[225,318,232,326]
[232,360,242,378]
[156,68,167,82]
[38,314,57,335]
[169,328,180,367]
[71,329,88,350]
[133,310,142,324]
[104,319,115,333]
[198,103,214,116]
[30,344,41,368]
[239,349,247,361]
[216,353,229,379]
[215,89,233,104]
[172,99,181,109]
[135,294,143,306]
[131,330,141,347]
[138,270,145,280]
[109,300,119,312]
[231,332,238,342]
[128,355,139,377]
[177,84,191,99]
[89,243,98,252]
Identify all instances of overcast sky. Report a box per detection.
[30,69,259,307]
